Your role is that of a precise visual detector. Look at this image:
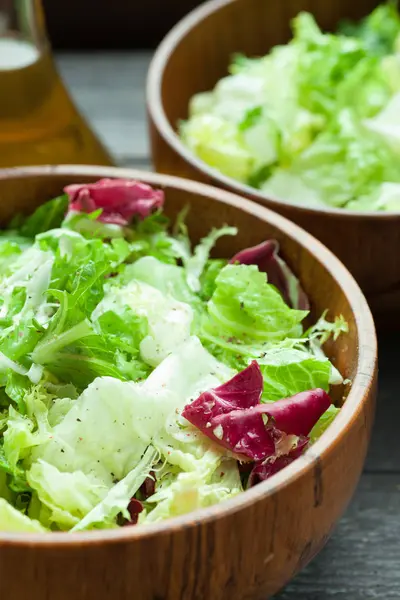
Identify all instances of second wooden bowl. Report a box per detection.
[0,165,376,600]
[147,0,400,327]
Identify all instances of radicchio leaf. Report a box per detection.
[140,472,156,500]
[182,362,331,463]
[182,362,275,460]
[261,389,331,437]
[230,240,309,310]
[209,406,276,460]
[248,436,309,487]
[65,178,164,226]
[125,498,143,526]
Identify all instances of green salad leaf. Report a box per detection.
[263,109,400,208]
[18,195,69,238]
[205,264,307,342]
[339,1,400,56]
[0,497,46,532]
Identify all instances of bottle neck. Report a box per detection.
[0,0,54,121]
[0,0,47,62]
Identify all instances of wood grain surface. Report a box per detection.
[146,0,400,327]
[0,165,376,600]
[54,53,397,599]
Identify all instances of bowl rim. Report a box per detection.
[146,0,400,219]
[0,165,377,547]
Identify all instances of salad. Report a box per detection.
[181,2,400,211]
[0,178,347,533]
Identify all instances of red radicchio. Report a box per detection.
[64,178,164,226]
[125,498,143,526]
[182,362,331,465]
[230,240,309,310]
[140,472,156,499]
[182,362,274,460]
[260,389,331,437]
[247,436,309,487]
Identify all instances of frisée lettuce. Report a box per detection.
[181,2,400,210]
[0,178,346,532]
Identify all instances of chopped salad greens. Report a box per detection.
[0,178,347,533]
[180,2,400,211]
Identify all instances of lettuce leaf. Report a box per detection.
[286,109,400,208]
[310,404,340,442]
[72,446,157,531]
[27,461,108,529]
[364,91,400,152]
[183,226,237,292]
[18,196,69,239]
[258,348,332,401]
[0,497,46,532]
[142,461,242,524]
[339,1,400,56]
[204,264,308,343]
[122,256,200,308]
[293,13,368,118]
[180,114,254,182]
[93,279,193,368]
[230,239,309,310]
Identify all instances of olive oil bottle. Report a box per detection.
[0,0,113,167]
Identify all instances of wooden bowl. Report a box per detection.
[146,0,400,328]
[0,166,377,600]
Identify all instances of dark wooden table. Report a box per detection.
[58,51,399,600]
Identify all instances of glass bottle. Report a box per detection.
[0,0,113,167]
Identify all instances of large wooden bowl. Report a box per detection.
[0,166,377,600]
[146,0,400,327]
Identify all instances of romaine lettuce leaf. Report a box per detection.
[293,12,368,118]
[258,348,332,401]
[230,239,309,310]
[289,109,400,207]
[93,279,193,367]
[183,226,237,292]
[72,446,157,531]
[122,256,199,307]
[142,460,242,524]
[364,91,400,152]
[0,497,46,532]
[181,114,254,182]
[310,404,340,442]
[27,461,108,529]
[339,2,400,56]
[205,264,308,343]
